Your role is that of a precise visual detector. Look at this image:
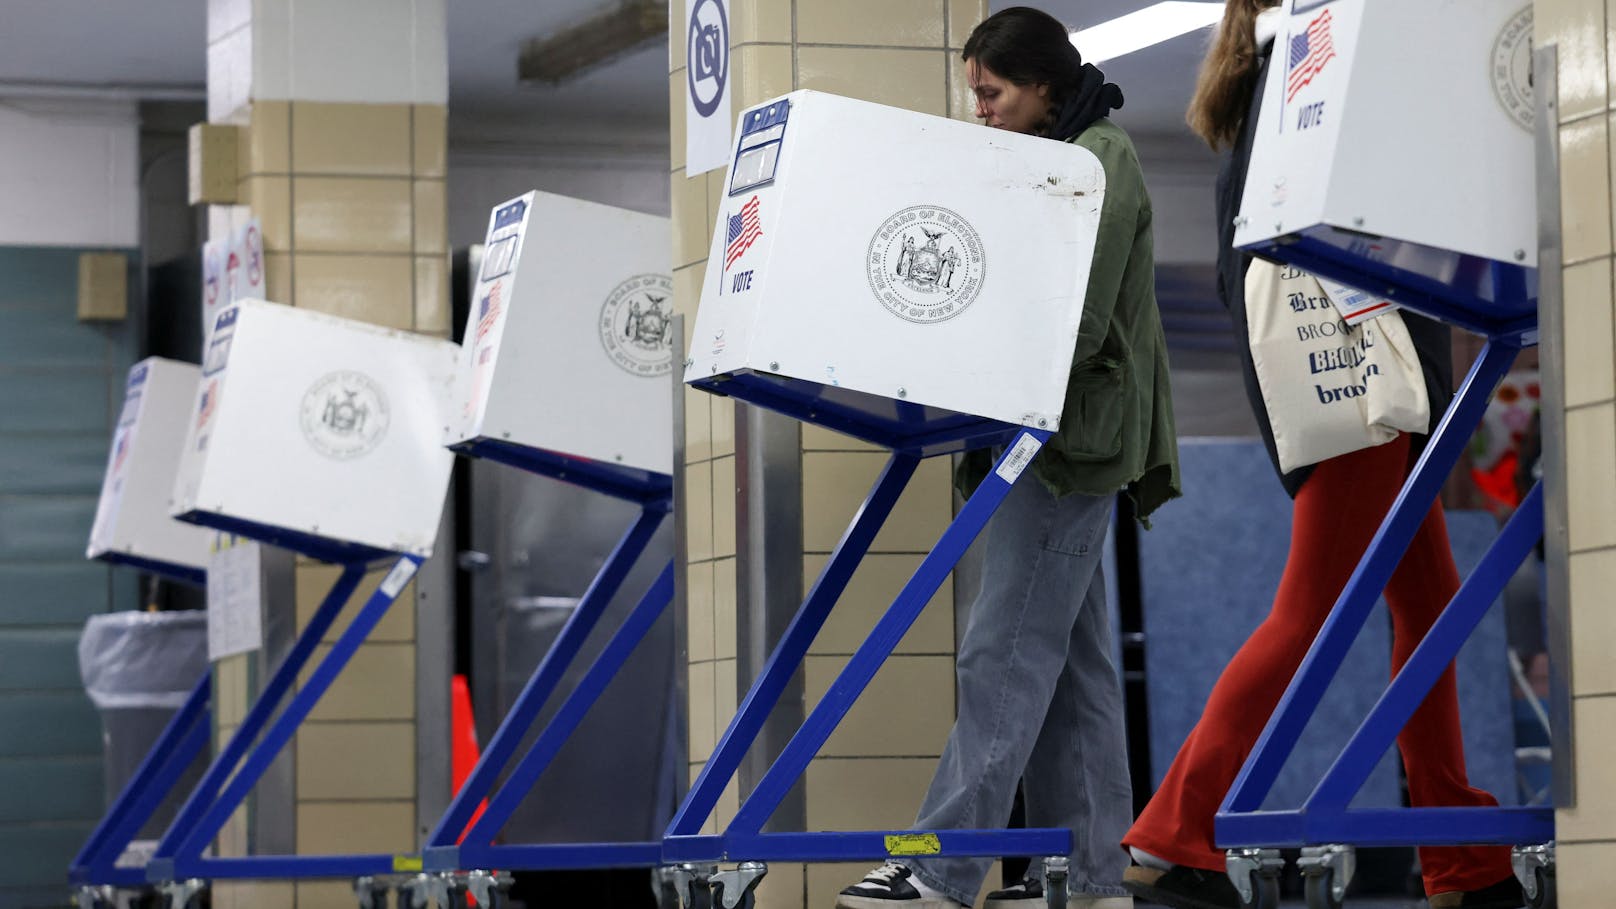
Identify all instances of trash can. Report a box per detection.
[78,610,209,847]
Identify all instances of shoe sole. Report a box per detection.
[983,897,1134,909]
[1121,879,1233,909]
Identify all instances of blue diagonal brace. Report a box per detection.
[426,505,669,849]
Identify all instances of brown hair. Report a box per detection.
[963,7,1084,138]
[1185,0,1280,150]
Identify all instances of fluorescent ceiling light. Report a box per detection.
[1070,1,1225,64]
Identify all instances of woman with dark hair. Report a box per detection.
[1119,4,1522,909]
[836,8,1179,909]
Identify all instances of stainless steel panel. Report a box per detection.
[1532,43,1575,808]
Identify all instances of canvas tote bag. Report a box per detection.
[1245,260,1430,473]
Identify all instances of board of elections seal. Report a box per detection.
[299,371,390,460]
[867,206,986,324]
[1491,6,1532,131]
[600,274,675,377]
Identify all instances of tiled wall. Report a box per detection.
[670,4,988,907]
[0,246,137,909]
[205,5,448,905]
[1536,0,1616,904]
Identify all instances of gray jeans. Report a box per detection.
[903,476,1132,903]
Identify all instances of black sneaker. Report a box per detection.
[836,863,962,909]
[1427,875,1525,909]
[1121,864,1239,909]
[985,875,1134,909]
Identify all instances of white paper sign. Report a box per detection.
[684,0,732,175]
[201,217,265,352]
[1317,275,1397,326]
[206,535,264,661]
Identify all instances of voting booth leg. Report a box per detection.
[425,505,668,856]
[663,429,1070,880]
[666,452,921,840]
[148,557,422,883]
[148,562,367,882]
[423,563,677,875]
[72,671,212,895]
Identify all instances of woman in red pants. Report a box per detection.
[1119,3,1522,908]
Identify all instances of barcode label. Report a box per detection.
[995,434,1044,485]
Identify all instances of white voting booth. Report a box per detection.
[171,299,459,560]
[660,90,1111,886]
[447,190,673,476]
[87,358,212,582]
[421,192,678,879]
[1233,0,1536,321]
[684,89,1105,432]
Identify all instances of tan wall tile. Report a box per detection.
[713,765,741,829]
[296,721,416,800]
[292,254,414,329]
[670,76,688,172]
[414,179,446,254]
[798,0,945,47]
[1560,117,1612,264]
[295,799,415,855]
[1565,402,1616,550]
[712,395,736,457]
[1538,0,1608,121]
[216,652,250,727]
[297,641,415,721]
[246,100,291,176]
[804,655,954,756]
[731,0,793,46]
[689,660,717,759]
[948,54,979,124]
[753,861,806,909]
[715,656,738,733]
[804,423,881,452]
[293,176,414,254]
[947,0,986,49]
[689,559,717,662]
[687,762,720,835]
[240,175,291,252]
[797,47,948,118]
[1563,257,1616,407]
[687,387,715,463]
[803,756,938,830]
[673,170,711,268]
[217,723,238,761]
[291,102,412,176]
[1570,549,1616,695]
[412,105,447,178]
[1554,836,1616,904]
[803,452,953,553]
[714,454,738,558]
[805,553,954,655]
[415,253,451,334]
[295,563,415,643]
[708,167,728,235]
[264,251,292,304]
[714,556,738,661]
[216,799,248,859]
[687,459,716,562]
[734,44,794,109]
[675,259,706,321]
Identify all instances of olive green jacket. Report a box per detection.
[959,118,1182,524]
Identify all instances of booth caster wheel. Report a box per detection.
[1298,845,1353,909]
[675,864,719,909]
[1514,843,1556,909]
[711,862,768,909]
[1041,856,1068,909]
[1226,849,1283,909]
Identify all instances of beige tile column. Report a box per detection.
[202,3,447,908]
[1534,1,1616,906]
[670,4,989,908]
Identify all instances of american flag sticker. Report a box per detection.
[725,195,763,272]
[1286,9,1338,102]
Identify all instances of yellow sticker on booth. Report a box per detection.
[392,855,423,873]
[884,834,942,856]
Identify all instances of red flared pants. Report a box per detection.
[1122,435,1513,896]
